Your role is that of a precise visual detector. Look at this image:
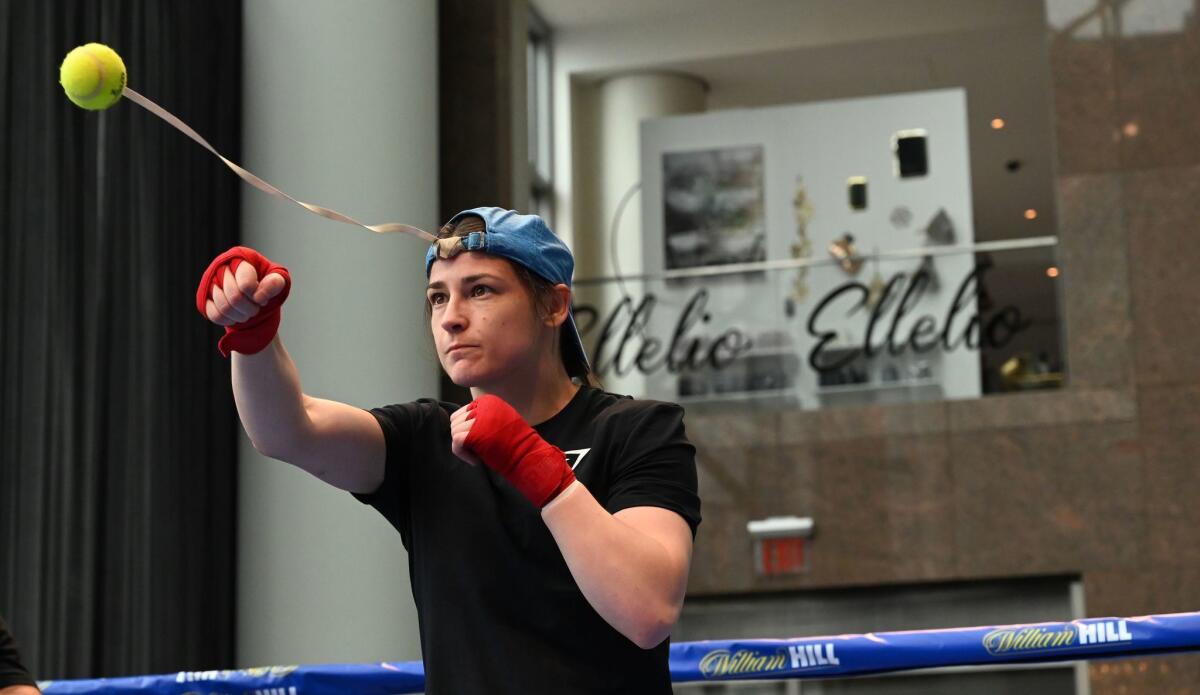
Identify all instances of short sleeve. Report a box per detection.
[351,399,451,548]
[604,402,702,537]
[0,617,36,689]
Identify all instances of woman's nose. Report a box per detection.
[440,294,468,332]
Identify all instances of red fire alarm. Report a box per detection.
[747,516,814,576]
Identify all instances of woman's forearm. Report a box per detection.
[541,482,693,649]
[231,336,312,459]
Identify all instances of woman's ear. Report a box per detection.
[545,284,572,328]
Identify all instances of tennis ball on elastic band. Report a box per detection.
[59,43,127,110]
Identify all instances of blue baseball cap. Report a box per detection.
[425,207,590,372]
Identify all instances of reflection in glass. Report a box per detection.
[573,242,1064,411]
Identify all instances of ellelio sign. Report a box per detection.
[806,260,1030,373]
[574,288,752,378]
[573,260,1031,378]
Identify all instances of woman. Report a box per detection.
[0,617,39,695]
[198,207,700,693]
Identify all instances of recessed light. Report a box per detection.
[991,118,1006,130]
[1024,208,1038,220]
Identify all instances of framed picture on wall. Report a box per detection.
[662,145,766,270]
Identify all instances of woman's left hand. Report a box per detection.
[449,404,483,466]
[454,395,576,508]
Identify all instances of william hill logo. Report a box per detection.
[983,620,1133,656]
[700,643,840,678]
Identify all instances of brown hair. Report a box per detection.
[432,215,597,386]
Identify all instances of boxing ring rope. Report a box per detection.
[34,611,1200,693]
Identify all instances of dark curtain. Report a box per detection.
[0,0,241,678]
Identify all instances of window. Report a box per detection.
[527,8,553,222]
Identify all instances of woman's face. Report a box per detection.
[426,252,549,388]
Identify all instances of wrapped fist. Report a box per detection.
[196,246,291,356]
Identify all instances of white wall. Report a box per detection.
[239,0,437,666]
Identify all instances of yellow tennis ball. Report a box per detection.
[59,43,127,110]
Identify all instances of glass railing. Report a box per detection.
[572,238,1064,411]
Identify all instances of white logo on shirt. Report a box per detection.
[563,448,592,471]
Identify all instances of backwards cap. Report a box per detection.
[425,207,589,372]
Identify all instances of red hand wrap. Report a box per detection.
[464,395,576,508]
[195,246,292,357]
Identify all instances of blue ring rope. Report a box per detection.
[37,611,1200,693]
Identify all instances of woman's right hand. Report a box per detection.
[203,257,288,326]
[196,246,292,356]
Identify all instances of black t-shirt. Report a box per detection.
[354,386,701,694]
[0,617,36,690]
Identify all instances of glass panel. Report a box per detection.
[574,242,1064,410]
[570,82,1065,411]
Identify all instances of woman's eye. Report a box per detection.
[471,285,492,297]
[428,293,447,305]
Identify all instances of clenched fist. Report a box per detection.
[196,246,291,356]
[452,395,576,508]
